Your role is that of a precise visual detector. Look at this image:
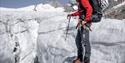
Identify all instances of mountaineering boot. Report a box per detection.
[84,57,90,63]
[73,58,81,63]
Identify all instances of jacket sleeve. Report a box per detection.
[81,0,93,22]
[70,11,80,16]
[70,10,84,16]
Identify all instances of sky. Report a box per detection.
[0,0,70,8]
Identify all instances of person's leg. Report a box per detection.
[83,29,91,63]
[75,28,83,62]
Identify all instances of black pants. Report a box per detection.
[75,26,91,62]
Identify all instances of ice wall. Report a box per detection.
[0,11,39,63]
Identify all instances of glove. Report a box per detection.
[67,14,72,19]
[82,21,92,31]
[82,21,87,27]
[76,20,87,29]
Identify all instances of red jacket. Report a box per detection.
[71,0,93,22]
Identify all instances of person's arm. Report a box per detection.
[70,10,84,16]
[81,0,93,22]
[70,10,80,16]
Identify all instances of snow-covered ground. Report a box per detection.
[0,4,64,12]
[0,4,125,63]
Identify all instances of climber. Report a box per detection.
[67,0,93,63]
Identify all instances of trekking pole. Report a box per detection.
[65,16,71,41]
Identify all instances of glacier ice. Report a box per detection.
[0,6,125,63]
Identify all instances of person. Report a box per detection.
[67,0,93,63]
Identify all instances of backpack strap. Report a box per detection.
[97,0,102,8]
[96,0,103,14]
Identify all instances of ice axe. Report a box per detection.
[65,16,71,41]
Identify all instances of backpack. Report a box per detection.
[89,0,103,22]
